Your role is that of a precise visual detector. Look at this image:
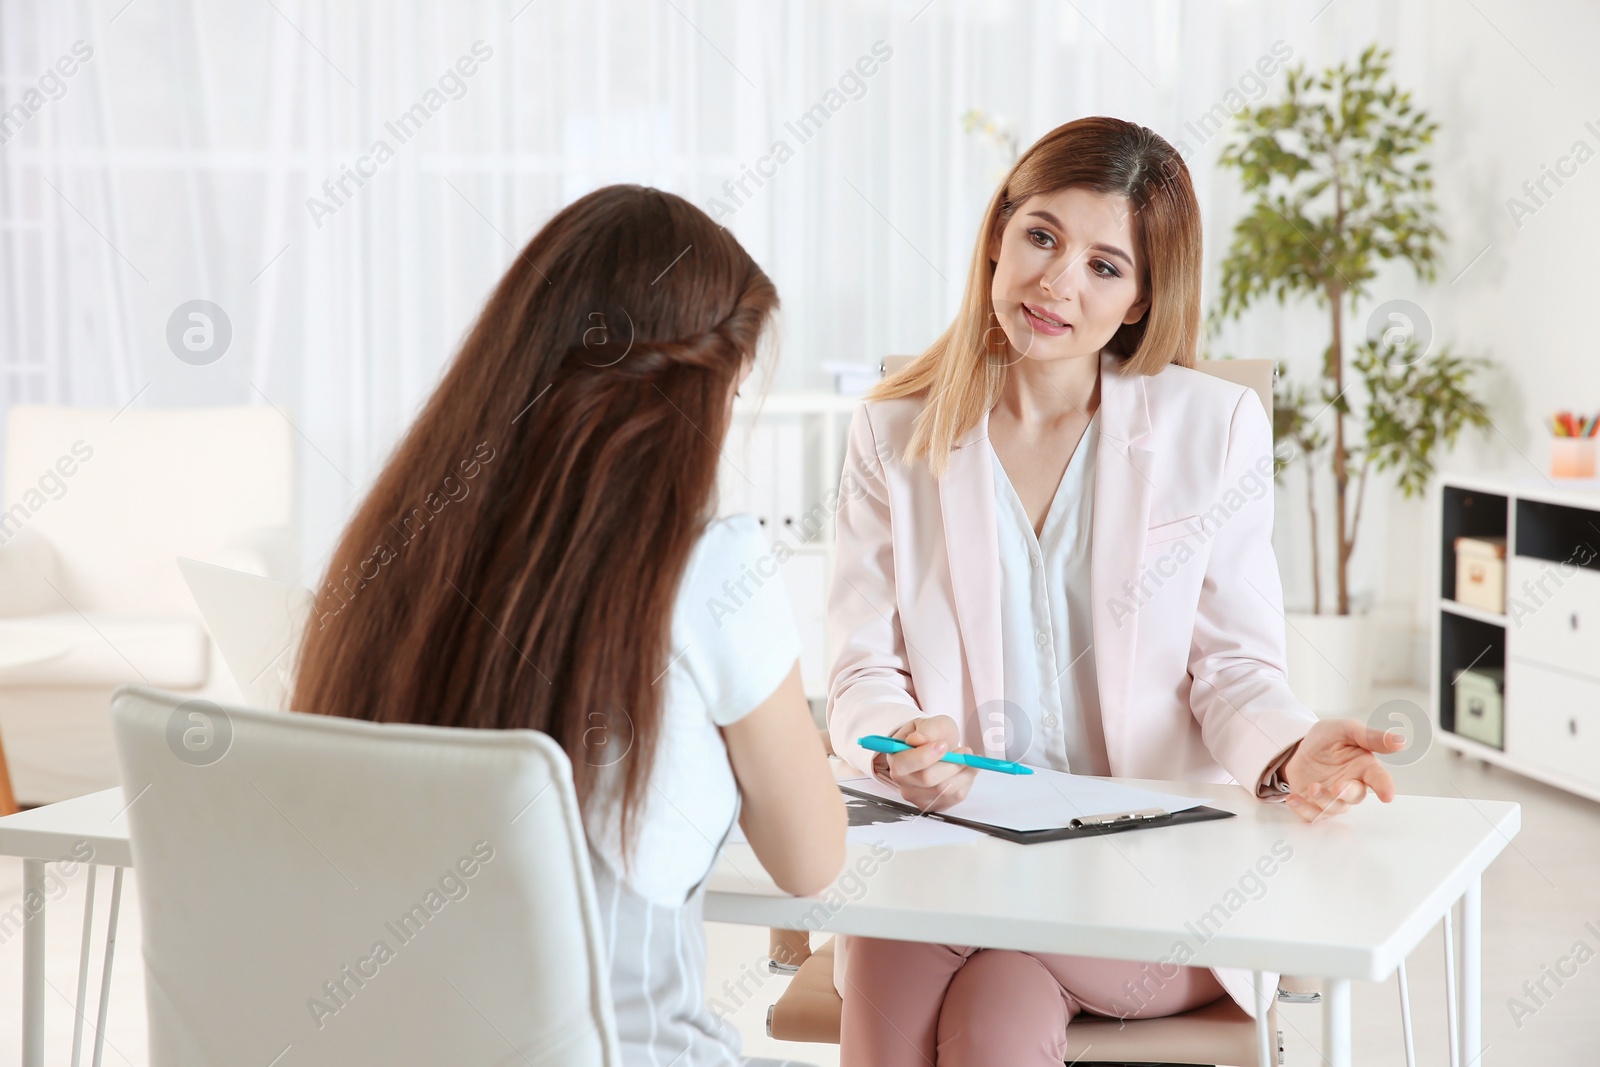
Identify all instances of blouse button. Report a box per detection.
[1031,554,1041,567]
[1035,631,1049,647]
[1045,715,1059,729]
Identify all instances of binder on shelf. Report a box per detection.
[773,421,806,541]
[780,547,829,694]
[716,429,749,518]
[747,422,777,536]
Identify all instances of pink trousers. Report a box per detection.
[838,936,1229,1067]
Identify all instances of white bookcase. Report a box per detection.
[1433,472,1600,802]
[719,391,864,701]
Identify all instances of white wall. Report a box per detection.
[3,0,1596,686]
[1205,0,1600,682]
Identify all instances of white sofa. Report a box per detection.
[0,405,296,803]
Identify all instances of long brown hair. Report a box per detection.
[291,185,779,852]
[873,116,1202,476]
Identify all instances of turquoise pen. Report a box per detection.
[857,734,1033,775]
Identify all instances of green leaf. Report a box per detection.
[1211,44,1492,607]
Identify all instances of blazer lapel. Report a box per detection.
[1090,350,1157,774]
[938,409,1007,758]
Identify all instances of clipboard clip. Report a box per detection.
[1070,807,1173,830]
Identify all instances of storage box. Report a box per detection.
[1550,437,1598,479]
[1454,536,1506,613]
[1455,667,1505,749]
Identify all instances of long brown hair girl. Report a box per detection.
[291,185,843,881]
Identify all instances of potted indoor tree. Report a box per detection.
[1214,45,1492,713]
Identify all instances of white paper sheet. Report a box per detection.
[843,767,1209,833]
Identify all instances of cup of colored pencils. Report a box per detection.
[1550,411,1598,478]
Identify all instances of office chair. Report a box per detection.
[110,684,623,1066]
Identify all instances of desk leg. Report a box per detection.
[1253,970,1273,1067]
[1462,875,1482,1064]
[22,858,45,1067]
[1323,977,1352,1067]
[90,869,124,1067]
[1396,960,1417,1067]
[1443,907,1460,1067]
[71,866,98,1067]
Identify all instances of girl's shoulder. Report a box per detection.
[679,513,788,620]
[673,513,800,727]
[691,512,765,558]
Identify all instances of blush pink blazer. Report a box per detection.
[825,350,1318,1018]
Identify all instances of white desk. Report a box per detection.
[2,782,1520,1067]
[0,788,133,1067]
[705,778,1520,1067]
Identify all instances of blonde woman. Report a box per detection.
[826,117,1403,1066]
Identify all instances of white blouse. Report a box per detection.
[990,409,1111,776]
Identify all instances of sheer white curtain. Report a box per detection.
[3,0,1345,582]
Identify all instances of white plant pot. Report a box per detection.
[1284,611,1375,717]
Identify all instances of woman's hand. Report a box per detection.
[1282,719,1406,823]
[878,715,978,813]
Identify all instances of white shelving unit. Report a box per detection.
[1432,471,1600,802]
[720,390,865,702]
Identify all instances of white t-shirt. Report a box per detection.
[586,513,803,906]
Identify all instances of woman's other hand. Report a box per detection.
[879,715,979,813]
[1282,719,1405,823]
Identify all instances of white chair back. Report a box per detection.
[110,684,621,1067]
[1195,358,1275,422]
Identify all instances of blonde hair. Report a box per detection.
[871,116,1202,477]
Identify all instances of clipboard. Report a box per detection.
[840,784,1235,845]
